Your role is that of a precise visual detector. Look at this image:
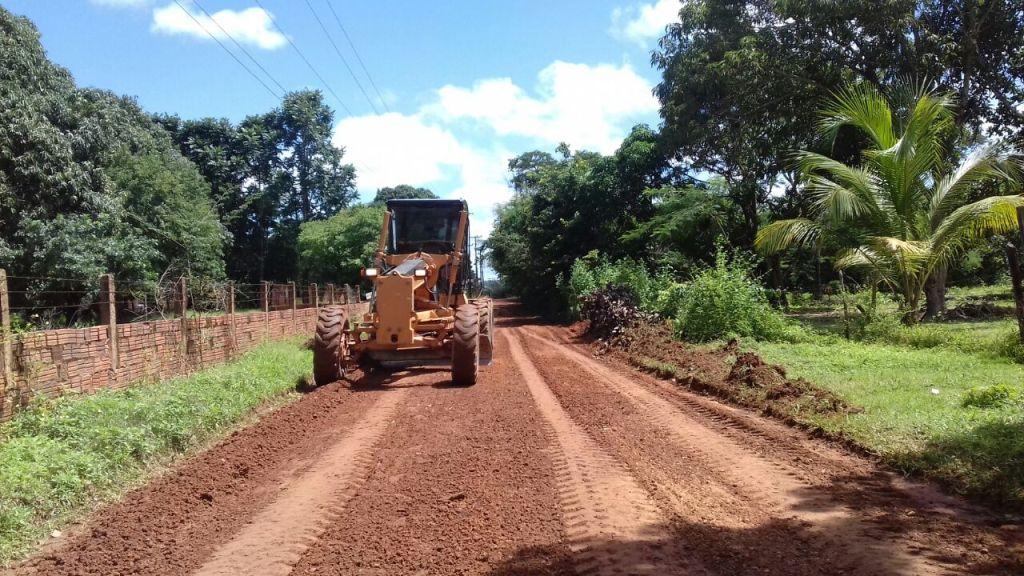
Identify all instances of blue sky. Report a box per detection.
[4,0,680,235]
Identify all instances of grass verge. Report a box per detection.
[750,338,1024,510]
[0,338,310,565]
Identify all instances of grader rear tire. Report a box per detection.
[478,298,493,362]
[313,306,349,386]
[451,303,480,386]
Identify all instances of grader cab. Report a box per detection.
[312,199,493,386]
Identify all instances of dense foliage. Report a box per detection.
[756,83,1023,322]
[488,126,672,313]
[0,6,363,315]
[0,8,226,301]
[371,185,437,204]
[490,1,1024,322]
[156,91,357,283]
[565,249,799,342]
[296,204,385,285]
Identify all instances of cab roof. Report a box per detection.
[385,198,467,211]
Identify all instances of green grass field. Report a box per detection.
[0,338,310,565]
[749,287,1024,510]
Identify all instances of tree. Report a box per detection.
[756,83,1023,322]
[372,185,437,204]
[297,204,385,285]
[0,7,226,308]
[654,0,1024,248]
[623,178,738,273]
[158,90,358,283]
[487,126,670,313]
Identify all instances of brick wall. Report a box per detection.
[0,303,367,421]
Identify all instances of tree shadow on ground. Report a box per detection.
[487,502,1022,576]
[891,417,1024,517]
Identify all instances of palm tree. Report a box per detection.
[756,83,1022,323]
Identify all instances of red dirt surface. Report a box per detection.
[7,302,1022,575]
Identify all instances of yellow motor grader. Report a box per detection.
[312,199,493,386]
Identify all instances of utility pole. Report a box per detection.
[471,236,483,296]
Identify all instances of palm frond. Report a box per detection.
[834,247,900,293]
[929,144,1022,229]
[819,83,896,149]
[932,194,1024,258]
[754,218,821,255]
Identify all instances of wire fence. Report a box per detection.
[0,270,362,333]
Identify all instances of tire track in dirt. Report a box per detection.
[519,327,953,576]
[289,326,570,576]
[193,388,408,576]
[506,329,701,576]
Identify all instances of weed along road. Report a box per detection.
[12,303,1021,576]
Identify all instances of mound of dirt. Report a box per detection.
[728,352,788,389]
[946,301,1016,320]
[589,320,854,422]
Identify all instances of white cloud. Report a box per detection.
[432,61,658,154]
[151,3,286,50]
[91,0,149,7]
[333,113,468,192]
[332,60,658,238]
[333,113,513,237]
[611,0,680,46]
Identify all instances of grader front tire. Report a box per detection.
[451,303,480,386]
[313,306,349,386]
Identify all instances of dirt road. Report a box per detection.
[14,304,1022,575]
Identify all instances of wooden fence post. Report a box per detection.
[289,281,297,332]
[343,284,351,304]
[99,274,118,385]
[309,283,319,310]
[177,277,189,369]
[326,283,335,305]
[261,281,271,341]
[0,269,13,411]
[227,281,236,358]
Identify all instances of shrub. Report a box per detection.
[961,383,1022,409]
[563,252,669,319]
[997,330,1024,364]
[673,250,802,342]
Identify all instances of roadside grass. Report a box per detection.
[0,338,310,565]
[749,337,1024,510]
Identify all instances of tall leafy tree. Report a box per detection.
[488,125,669,312]
[372,185,437,204]
[654,0,1024,247]
[297,204,385,285]
[756,83,1023,322]
[0,7,225,307]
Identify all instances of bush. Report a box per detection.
[997,331,1024,364]
[563,252,667,319]
[674,250,802,342]
[961,383,1022,409]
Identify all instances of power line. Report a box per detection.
[170,0,280,100]
[191,0,287,95]
[301,0,380,114]
[323,0,391,113]
[252,0,353,116]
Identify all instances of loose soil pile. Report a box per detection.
[946,300,1016,320]
[577,290,853,423]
